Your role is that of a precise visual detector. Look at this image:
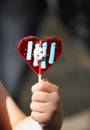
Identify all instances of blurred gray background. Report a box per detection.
[0,0,90,129]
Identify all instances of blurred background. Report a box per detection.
[0,0,90,129]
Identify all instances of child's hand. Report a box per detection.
[13,79,63,130]
[30,79,63,130]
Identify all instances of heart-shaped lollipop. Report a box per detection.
[18,36,62,80]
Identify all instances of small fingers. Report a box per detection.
[31,111,52,125]
[30,102,47,113]
[31,91,49,102]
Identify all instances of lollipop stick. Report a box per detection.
[38,74,42,82]
[38,40,42,82]
[38,60,42,82]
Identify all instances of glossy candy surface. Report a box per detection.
[18,36,62,75]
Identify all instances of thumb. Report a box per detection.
[31,79,55,93]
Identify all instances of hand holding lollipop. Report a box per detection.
[17,36,63,130]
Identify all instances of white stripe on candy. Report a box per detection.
[33,43,39,67]
[26,41,33,60]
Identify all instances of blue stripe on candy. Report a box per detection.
[26,41,33,60]
[33,44,39,67]
[49,42,56,64]
[41,42,47,69]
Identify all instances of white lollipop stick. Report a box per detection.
[38,74,42,82]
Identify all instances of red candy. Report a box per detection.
[17,36,62,75]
